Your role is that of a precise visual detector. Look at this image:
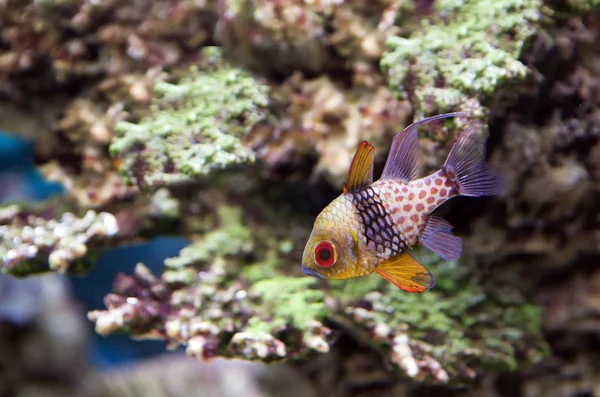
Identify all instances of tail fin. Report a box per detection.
[443,124,502,197]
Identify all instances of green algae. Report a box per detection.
[149,188,181,219]
[333,249,549,379]
[251,277,328,331]
[164,206,253,269]
[154,198,327,338]
[89,201,333,361]
[87,196,548,380]
[110,47,270,189]
[71,186,546,379]
[241,245,285,282]
[244,317,275,337]
[381,0,542,114]
[162,205,253,284]
[564,0,600,12]
[73,183,546,380]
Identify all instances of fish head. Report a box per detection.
[301,196,360,280]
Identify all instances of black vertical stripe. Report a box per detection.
[349,186,407,257]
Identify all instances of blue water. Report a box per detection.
[0,133,64,202]
[0,130,188,368]
[72,236,189,367]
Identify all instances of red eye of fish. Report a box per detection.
[315,241,335,267]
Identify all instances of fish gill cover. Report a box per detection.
[1,0,600,395]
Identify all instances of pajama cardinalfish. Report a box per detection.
[301,112,502,292]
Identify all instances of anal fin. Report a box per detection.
[375,253,435,293]
[420,216,462,261]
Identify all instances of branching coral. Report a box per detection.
[0,203,119,275]
[89,205,332,363]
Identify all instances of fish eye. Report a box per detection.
[315,241,335,267]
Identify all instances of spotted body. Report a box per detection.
[354,171,456,254]
[302,112,502,292]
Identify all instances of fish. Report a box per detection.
[301,112,502,292]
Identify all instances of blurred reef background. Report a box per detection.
[0,0,599,396]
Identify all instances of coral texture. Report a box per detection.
[381,0,542,116]
[0,204,118,275]
[1,0,599,395]
[111,49,270,188]
[88,200,547,383]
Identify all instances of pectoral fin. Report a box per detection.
[375,253,435,293]
[345,141,375,192]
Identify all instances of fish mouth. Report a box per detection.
[302,266,325,279]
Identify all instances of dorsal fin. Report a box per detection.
[381,112,466,182]
[344,141,375,193]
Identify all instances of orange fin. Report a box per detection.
[375,253,435,293]
[345,141,375,192]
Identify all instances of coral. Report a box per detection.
[0,0,217,92]
[381,0,542,115]
[2,0,600,395]
[0,0,219,208]
[432,8,600,396]
[0,204,119,275]
[162,204,254,283]
[88,199,547,384]
[216,0,402,75]
[88,203,333,363]
[89,257,332,362]
[0,0,217,153]
[463,7,600,268]
[248,73,413,186]
[564,0,600,12]
[39,160,138,209]
[245,0,544,186]
[335,252,547,382]
[110,49,270,189]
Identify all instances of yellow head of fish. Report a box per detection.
[301,195,365,280]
